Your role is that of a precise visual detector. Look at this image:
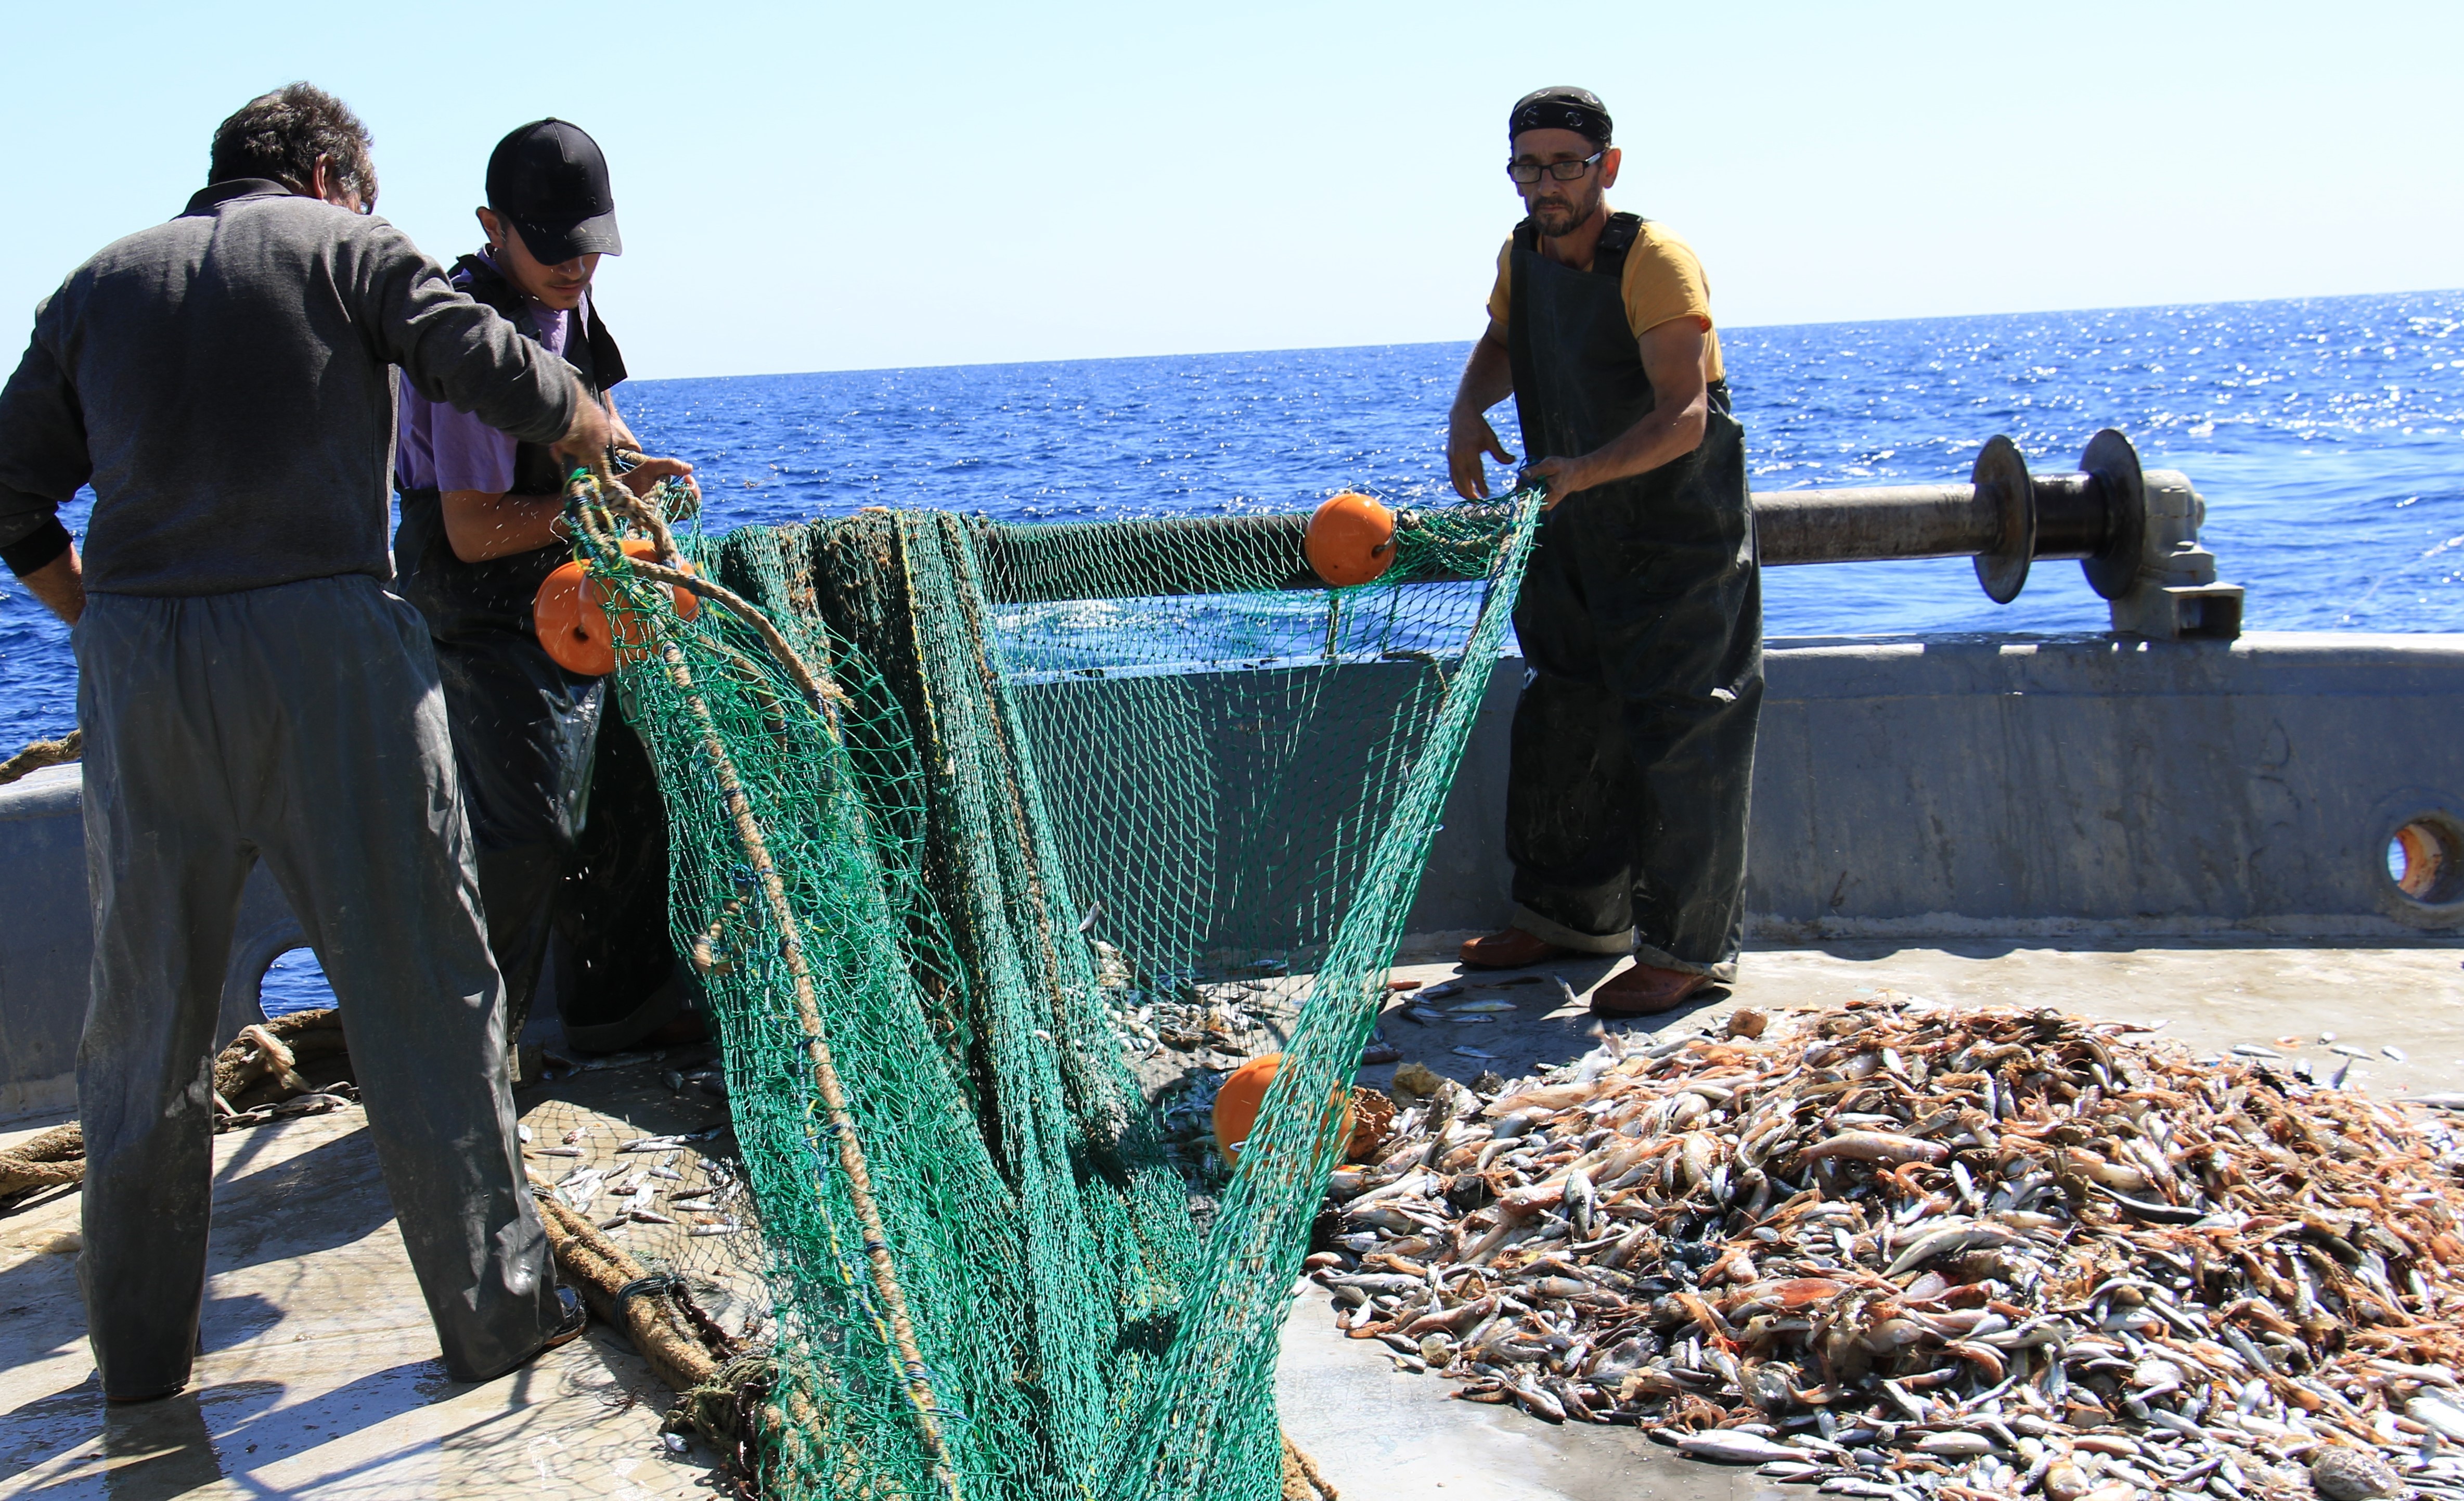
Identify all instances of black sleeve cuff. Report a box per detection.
[1,517,72,578]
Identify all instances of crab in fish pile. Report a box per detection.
[1310,993,2464,1500]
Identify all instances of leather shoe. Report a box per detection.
[1456,927,1569,970]
[1590,962,1714,1016]
[452,1285,589,1384]
[540,1286,588,1355]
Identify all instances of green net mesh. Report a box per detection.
[575,485,1538,1498]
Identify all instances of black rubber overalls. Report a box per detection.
[393,256,690,1048]
[1503,212,1761,978]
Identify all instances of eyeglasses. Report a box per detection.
[1506,150,1604,185]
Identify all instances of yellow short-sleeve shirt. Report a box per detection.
[1485,213,1725,384]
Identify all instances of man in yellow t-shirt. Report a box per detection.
[1444,86,1762,1015]
[1476,219,1728,403]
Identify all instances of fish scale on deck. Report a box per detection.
[1307,992,2464,1500]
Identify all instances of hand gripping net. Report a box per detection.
[566,475,1540,1499]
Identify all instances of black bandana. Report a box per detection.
[1508,86,1612,147]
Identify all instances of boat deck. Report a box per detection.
[3,939,2458,1500]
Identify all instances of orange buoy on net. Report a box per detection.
[533,538,701,677]
[1211,1052,1359,1165]
[1304,492,1397,587]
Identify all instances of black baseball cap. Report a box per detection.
[485,119,621,264]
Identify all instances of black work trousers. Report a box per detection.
[430,635,601,1046]
[1503,417,1762,977]
[73,576,562,1397]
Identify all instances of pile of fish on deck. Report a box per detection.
[1310,994,2464,1500]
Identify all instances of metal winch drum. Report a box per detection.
[1746,429,2243,639]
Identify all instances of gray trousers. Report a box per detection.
[73,575,561,1397]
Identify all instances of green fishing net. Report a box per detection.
[576,487,1539,1499]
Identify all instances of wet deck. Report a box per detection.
[4,940,2458,1499]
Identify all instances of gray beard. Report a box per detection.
[1530,194,1593,238]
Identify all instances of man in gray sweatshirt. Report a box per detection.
[0,83,612,1401]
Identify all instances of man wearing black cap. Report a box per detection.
[0,83,607,1401]
[1445,86,1761,1015]
[395,118,705,1055]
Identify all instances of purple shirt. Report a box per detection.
[396,260,579,494]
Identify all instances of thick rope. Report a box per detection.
[567,468,847,714]
[0,729,80,788]
[3,1009,354,1207]
[1280,1434,1340,1500]
[532,1189,725,1394]
[564,470,965,1500]
[0,1123,86,1200]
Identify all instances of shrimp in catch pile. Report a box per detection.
[1309,993,2464,1500]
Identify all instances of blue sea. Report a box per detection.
[3,289,2459,1009]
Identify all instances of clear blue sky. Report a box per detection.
[5,1,2457,379]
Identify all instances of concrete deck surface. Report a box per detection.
[2,941,2457,1499]
[0,1063,743,1501]
[1366,936,2464,1100]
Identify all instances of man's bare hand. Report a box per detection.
[1521,455,1593,510]
[19,544,84,625]
[618,456,702,521]
[1448,406,1513,500]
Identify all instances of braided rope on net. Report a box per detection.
[562,467,1541,1498]
[570,473,965,1500]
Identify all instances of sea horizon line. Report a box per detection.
[625,284,2464,387]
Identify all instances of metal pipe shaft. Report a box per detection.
[1752,483,1991,565]
[1752,469,2111,564]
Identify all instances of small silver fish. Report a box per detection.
[1885,1223,2019,1277]
[617,1135,691,1153]
[1801,1131,1947,1166]
[1675,1431,1800,1464]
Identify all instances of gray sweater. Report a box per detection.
[0,179,578,597]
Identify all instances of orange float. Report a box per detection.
[1304,492,1397,587]
[533,538,700,677]
[1211,1052,1359,1164]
